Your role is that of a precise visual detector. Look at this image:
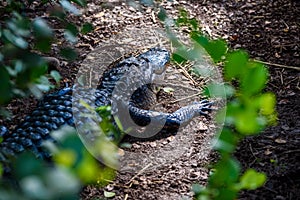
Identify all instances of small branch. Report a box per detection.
[125,163,152,185]
[161,83,202,92]
[254,60,300,71]
[279,149,300,156]
[124,194,129,200]
[155,92,202,107]
[169,92,202,104]
[174,62,198,85]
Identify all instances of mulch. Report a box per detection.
[82,0,300,199]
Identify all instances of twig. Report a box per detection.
[169,92,202,104]
[124,194,129,200]
[155,92,202,107]
[160,83,202,92]
[254,60,300,71]
[273,43,295,48]
[280,72,284,85]
[151,11,156,23]
[125,163,152,185]
[142,40,169,51]
[249,143,258,167]
[263,186,278,194]
[102,179,132,189]
[174,62,198,85]
[279,149,300,156]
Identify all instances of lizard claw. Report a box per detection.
[194,100,215,116]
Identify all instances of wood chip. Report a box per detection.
[275,138,287,144]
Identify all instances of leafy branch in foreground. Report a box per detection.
[0,126,116,200]
[0,0,93,108]
[159,8,277,200]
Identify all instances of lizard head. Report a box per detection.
[138,47,170,74]
[138,47,170,82]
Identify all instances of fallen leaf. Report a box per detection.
[94,12,105,18]
[264,149,272,155]
[275,138,287,144]
[104,191,116,198]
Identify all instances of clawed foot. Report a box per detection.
[193,100,215,116]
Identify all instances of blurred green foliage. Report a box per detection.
[0,1,120,199]
[0,126,116,200]
[159,8,277,200]
[0,0,93,108]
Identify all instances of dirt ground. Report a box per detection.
[1,0,299,199]
[81,1,300,199]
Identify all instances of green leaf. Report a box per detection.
[32,18,53,52]
[192,183,204,195]
[104,191,116,198]
[235,108,262,135]
[209,157,241,186]
[35,38,52,52]
[258,93,276,115]
[163,87,174,93]
[64,23,78,43]
[158,7,167,21]
[60,0,81,15]
[214,188,238,200]
[0,68,12,104]
[172,46,197,62]
[36,75,52,88]
[53,149,77,167]
[0,164,3,176]
[224,50,249,80]
[204,39,227,63]
[60,47,77,61]
[76,151,102,183]
[189,18,199,31]
[120,142,132,148]
[213,129,238,154]
[50,70,61,84]
[180,8,188,17]
[241,62,268,95]
[172,53,187,64]
[203,83,234,98]
[66,23,78,36]
[3,29,28,49]
[81,23,93,34]
[13,152,44,178]
[45,167,80,196]
[238,169,266,190]
[50,7,66,19]
[140,0,154,6]
[64,30,78,43]
[70,0,87,7]
[32,18,53,38]
[191,32,209,47]
[7,19,30,37]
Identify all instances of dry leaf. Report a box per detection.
[275,138,287,144]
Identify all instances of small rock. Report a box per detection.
[150,142,157,147]
[198,122,208,131]
[167,136,175,142]
[132,143,141,148]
